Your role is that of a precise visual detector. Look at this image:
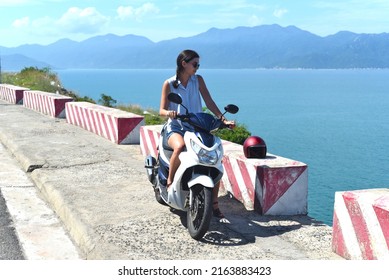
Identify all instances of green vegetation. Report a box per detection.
[3,67,61,92]
[3,67,250,144]
[98,94,117,107]
[3,67,95,103]
[215,124,250,145]
[203,108,251,145]
[117,104,164,125]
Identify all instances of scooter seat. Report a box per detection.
[161,127,174,151]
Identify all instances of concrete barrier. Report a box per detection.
[0,84,29,104]
[23,90,73,118]
[221,140,308,215]
[332,188,389,260]
[139,125,308,215]
[140,124,162,158]
[65,102,145,144]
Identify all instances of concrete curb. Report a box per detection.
[31,170,96,258]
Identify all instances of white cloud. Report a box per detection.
[248,15,263,26]
[273,8,288,18]
[117,3,159,21]
[12,16,30,28]
[56,7,109,33]
[9,6,110,43]
[117,6,134,20]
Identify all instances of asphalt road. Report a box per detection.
[0,189,25,260]
[0,142,80,260]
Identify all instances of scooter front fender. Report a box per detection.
[187,174,215,189]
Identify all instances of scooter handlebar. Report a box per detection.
[219,121,235,130]
[176,113,235,130]
[176,114,190,121]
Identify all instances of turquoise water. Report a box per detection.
[57,68,389,225]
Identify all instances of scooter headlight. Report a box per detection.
[190,139,221,165]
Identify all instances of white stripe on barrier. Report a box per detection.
[23,90,72,118]
[0,84,28,104]
[332,189,389,260]
[333,192,363,259]
[266,168,308,215]
[65,102,144,144]
[359,193,388,259]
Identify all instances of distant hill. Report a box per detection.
[1,54,52,71]
[2,24,389,70]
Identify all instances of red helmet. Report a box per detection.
[243,136,267,158]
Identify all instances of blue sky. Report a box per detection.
[1,0,389,47]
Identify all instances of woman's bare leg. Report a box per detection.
[167,133,185,188]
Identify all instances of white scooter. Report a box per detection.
[145,93,238,240]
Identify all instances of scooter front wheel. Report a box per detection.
[187,185,213,240]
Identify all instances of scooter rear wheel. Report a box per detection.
[187,185,212,240]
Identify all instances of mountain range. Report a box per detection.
[2,24,389,71]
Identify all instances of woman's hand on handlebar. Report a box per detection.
[167,110,177,119]
[223,119,236,129]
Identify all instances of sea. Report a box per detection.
[56,68,389,225]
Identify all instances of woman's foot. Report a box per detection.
[212,202,225,218]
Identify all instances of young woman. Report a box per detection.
[159,49,235,218]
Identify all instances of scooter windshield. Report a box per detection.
[188,112,221,133]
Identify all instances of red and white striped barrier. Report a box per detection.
[0,84,29,104]
[221,140,308,214]
[23,90,73,118]
[140,125,162,158]
[332,188,389,260]
[139,125,308,215]
[66,102,145,144]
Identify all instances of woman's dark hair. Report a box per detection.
[173,49,200,88]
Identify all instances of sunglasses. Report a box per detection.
[191,62,200,69]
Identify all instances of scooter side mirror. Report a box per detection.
[168,93,182,104]
[224,104,239,114]
[167,92,189,115]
